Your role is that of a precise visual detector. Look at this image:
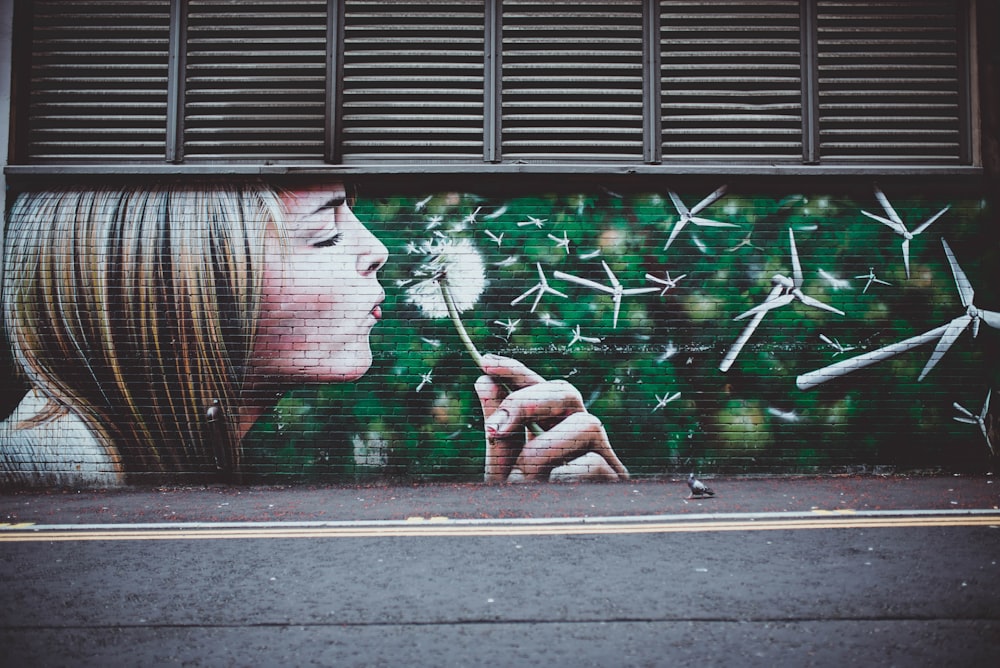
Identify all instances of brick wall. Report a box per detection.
[2,185,996,487]
[243,186,997,481]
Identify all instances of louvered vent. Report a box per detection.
[817,0,962,163]
[660,1,802,162]
[183,0,327,161]
[339,1,485,162]
[501,0,645,161]
[25,0,171,162]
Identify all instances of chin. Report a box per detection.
[327,350,373,382]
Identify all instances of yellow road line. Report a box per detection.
[0,515,997,542]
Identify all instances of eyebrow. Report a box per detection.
[308,195,346,217]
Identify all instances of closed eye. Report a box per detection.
[313,196,346,215]
[312,232,343,248]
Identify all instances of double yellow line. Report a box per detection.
[1,513,998,542]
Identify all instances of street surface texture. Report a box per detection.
[1,475,998,666]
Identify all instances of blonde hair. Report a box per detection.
[3,183,286,478]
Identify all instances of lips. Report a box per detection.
[371,304,382,321]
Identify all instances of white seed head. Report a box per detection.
[406,237,487,318]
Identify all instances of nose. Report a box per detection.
[342,205,388,277]
[359,231,389,277]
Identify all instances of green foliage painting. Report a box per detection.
[244,187,998,480]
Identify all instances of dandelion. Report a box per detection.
[406,237,489,368]
[406,235,543,436]
[407,238,487,318]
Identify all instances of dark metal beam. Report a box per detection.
[165,0,188,164]
[642,0,662,164]
[800,0,819,165]
[484,0,502,163]
[325,0,346,164]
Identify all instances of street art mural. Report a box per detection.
[1,183,996,487]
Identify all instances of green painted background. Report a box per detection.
[243,188,998,480]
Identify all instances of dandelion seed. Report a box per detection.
[726,232,762,253]
[548,231,571,254]
[415,194,433,212]
[854,268,891,294]
[511,262,568,313]
[819,334,855,355]
[485,230,504,246]
[494,318,520,338]
[554,261,659,329]
[645,270,687,296]
[567,325,601,348]
[484,205,508,220]
[818,268,852,291]
[425,215,444,230]
[656,342,678,363]
[421,336,442,348]
[767,406,800,422]
[463,207,482,226]
[653,392,681,412]
[579,248,602,260]
[517,216,547,228]
[416,370,434,392]
[494,255,518,267]
[690,234,709,254]
[537,312,565,328]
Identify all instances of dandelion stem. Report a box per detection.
[439,278,543,437]
[440,279,486,371]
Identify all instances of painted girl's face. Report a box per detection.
[253,184,388,385]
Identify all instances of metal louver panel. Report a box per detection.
[184,0,327,161]
[502,0,645,161]
[817,0,963,163]
[25,0,171,162]
[660,1,802,162]
[340,1,485,162]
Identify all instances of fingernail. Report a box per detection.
[485,408,510,437]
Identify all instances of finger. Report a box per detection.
[475,374,523,483]
[513,411,629,481]
[474,374,505,419]
[484,379,585,439]
[480,354,545,391]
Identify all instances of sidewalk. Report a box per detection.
[1,474,997,525]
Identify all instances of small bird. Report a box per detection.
[687,473,715,499]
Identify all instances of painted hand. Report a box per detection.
[474,354,629,482]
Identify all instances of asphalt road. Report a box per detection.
[1,476,999,666]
